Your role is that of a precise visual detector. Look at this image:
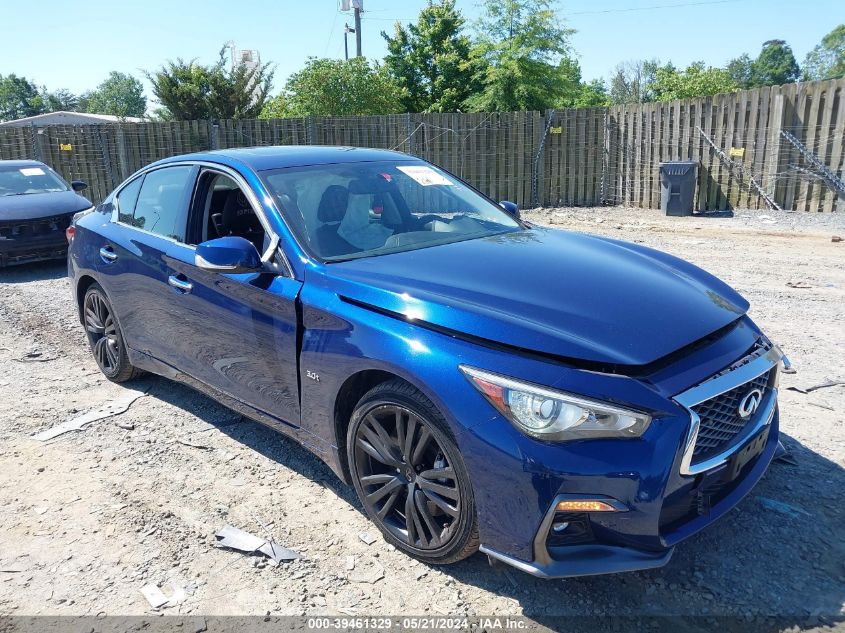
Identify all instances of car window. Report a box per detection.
[131,166,193,242]
[0,164,68,196]
[261,161,520,261]
[116,176,143,224]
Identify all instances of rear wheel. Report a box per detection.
[347,380,479,565]
[83,283,140,383]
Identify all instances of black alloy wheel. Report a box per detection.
[348,380,478,564]
[83,284,140,383]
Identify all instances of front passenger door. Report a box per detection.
[157,170,303,429]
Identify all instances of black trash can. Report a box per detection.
[659,161,698,216]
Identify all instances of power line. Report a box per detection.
[324,9,340,56]
[362,0,749,23]
[566,0,745,17]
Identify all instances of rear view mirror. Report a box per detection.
[499,200,520,220]
[195,236,262,273]
[71,180,88,192]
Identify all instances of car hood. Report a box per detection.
[0,190,92,221]
[323,227,749,367]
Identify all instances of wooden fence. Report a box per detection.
[0,78,842,211]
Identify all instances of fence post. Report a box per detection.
[95,126,118,189]
[208,119,219,150]
[405,112,414,155]
[306,116,316,145]
[532,110,554,207]
[764,93,785,205]
[600,108,610,204]
[116,125,129,180]
[30,123,43,161]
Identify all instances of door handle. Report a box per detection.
[168,275,193,293]
[99,246,117,263]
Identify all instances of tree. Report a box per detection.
[555,59,607,108]
[572,79,610,107]
[751,39,800,86]
[652,62,738,101]
[269,57,402,117]
[465,0,576,112]
[148,47,274,120]
[803,24,845,80]
[83,72,146,118]
[609,59,660,104]
[42,88,80,112]
[726,53,755,89]
[382,0,479,112]
[0,74,45,121]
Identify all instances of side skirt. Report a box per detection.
[128,347,348,483]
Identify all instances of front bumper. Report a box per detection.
[0,234,68,267]
[480,407,779,578]
[463,344,783,579]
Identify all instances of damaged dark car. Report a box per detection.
[0,160,92,267]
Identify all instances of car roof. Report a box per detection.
[0,159,48,169]
[154,145,414,172]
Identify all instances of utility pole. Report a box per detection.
[353,3,362,57]
[344,23,353,60]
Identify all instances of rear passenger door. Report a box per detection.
[95,164,198,361]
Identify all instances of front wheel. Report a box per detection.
[347,380,479,565]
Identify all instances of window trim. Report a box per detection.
[111,161,291,277]
[110,164,196,245]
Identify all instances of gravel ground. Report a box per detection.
[0,206,843,627]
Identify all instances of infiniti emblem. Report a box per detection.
[738,388,763,420]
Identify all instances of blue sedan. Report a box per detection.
[68,146,785,577]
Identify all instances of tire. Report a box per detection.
[82,283,141,383]
[347,379,479,565]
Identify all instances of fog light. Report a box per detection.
[556,500,620,512]
[551,521,570,533]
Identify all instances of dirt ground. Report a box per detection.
[0,206,843,625]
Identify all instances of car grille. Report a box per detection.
[0,214,72,239]
[691,369,774,462]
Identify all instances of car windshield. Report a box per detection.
[0,164,68,196]
[261,160,521,261]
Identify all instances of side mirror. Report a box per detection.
[499,200,520,220]
[71,180,88,192]
[195,236,262,273]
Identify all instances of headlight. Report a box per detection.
[460,366,651,441]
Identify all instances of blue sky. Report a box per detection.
[0,0,838,109]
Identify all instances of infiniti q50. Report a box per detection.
[68,146,786,577]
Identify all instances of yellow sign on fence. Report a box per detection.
[59,143,72,151]
[729,147,745,158]
[550,126,562,135]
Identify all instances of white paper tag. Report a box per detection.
[20,167,45,176]
[397,165,454,186]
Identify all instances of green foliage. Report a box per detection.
[83,72,146,118]
[148,47,274,120]
[266,57,402,117]
[382,0,479,112]
[572,79,610,108]
[803,24,845,80]
[726,53,755,89]
[652,62,738,101]
[727,40,800,88]
[555,59,608,108]
[464,0,576,112]
[609,60,661,104]
[43,88,80,112]
[752,39,800,86]
[0,74,45,121]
